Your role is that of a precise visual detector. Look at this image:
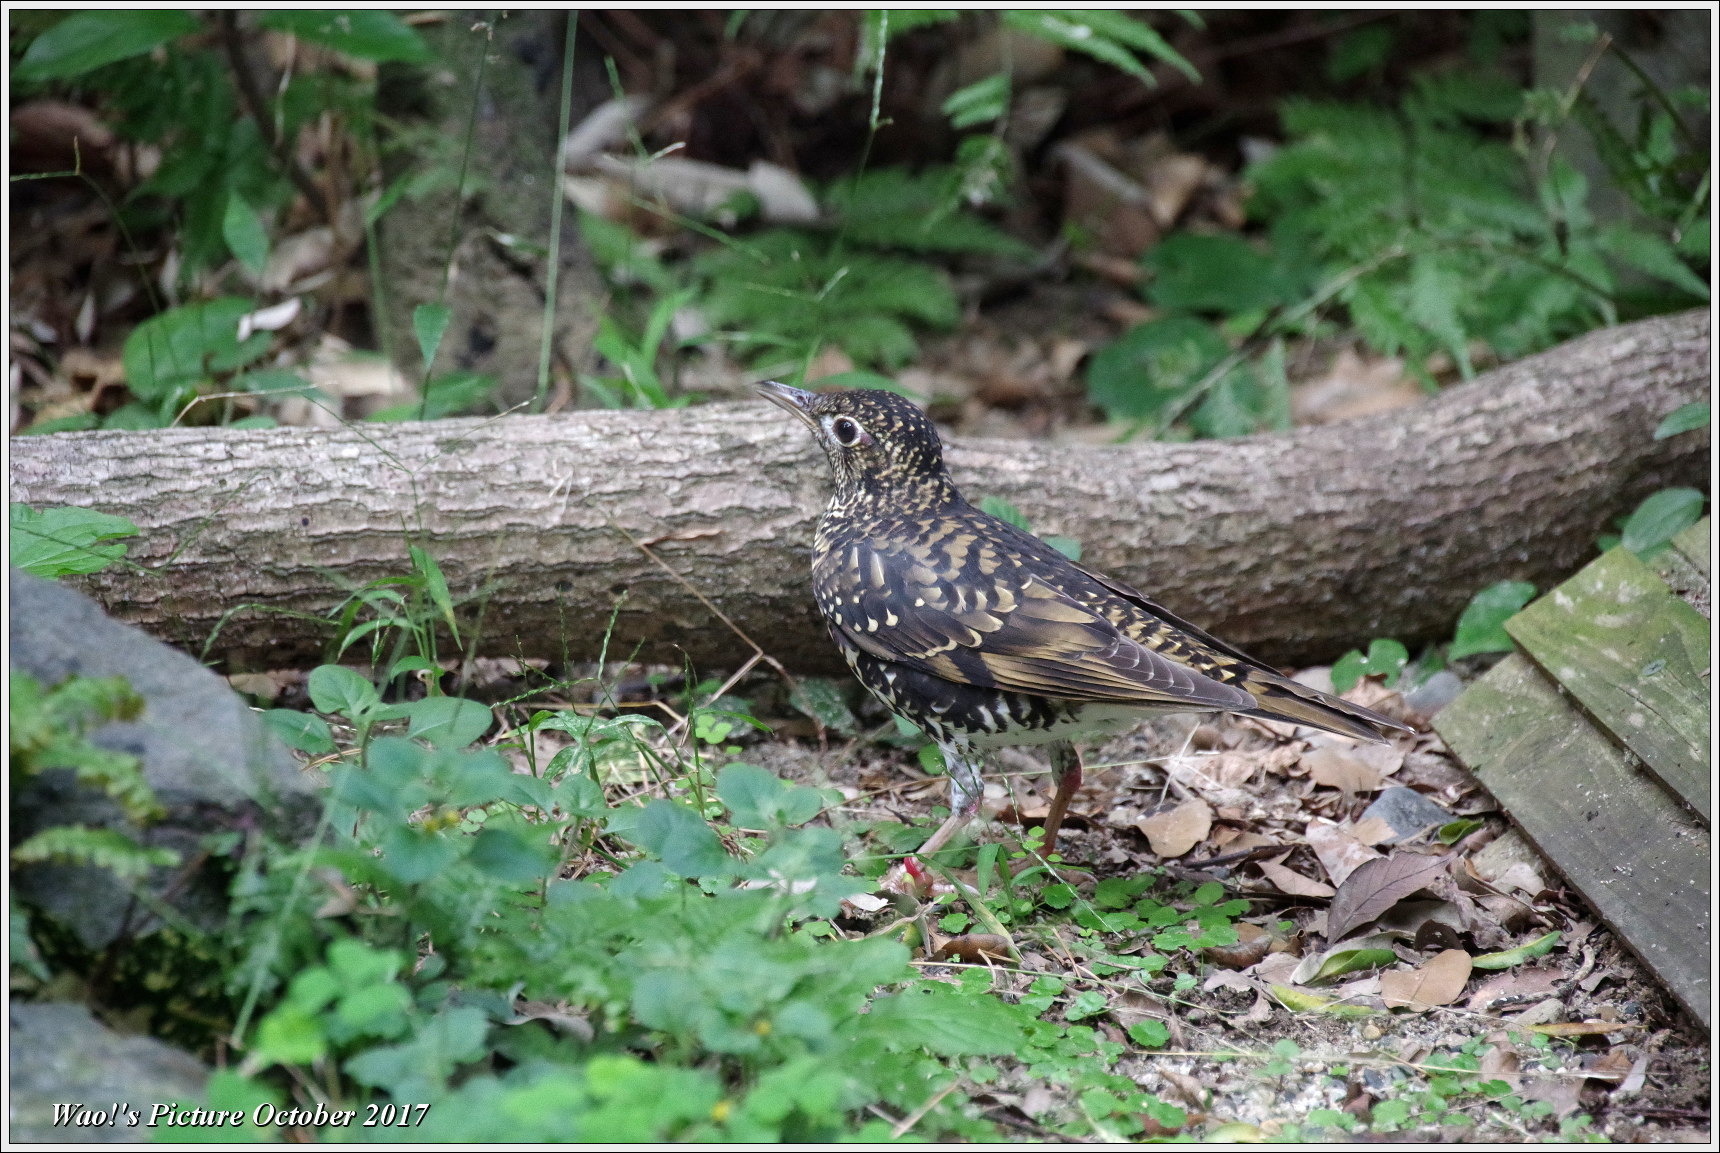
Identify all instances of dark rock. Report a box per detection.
[10,570,320,949]
[1361,786,1454,844]
[8,1001,208,1143]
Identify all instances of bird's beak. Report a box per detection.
[755,380,820,433]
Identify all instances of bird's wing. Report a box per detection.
[1073,562,1414,739]
[814,531,1254,710]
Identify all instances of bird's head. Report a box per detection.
[757,382,956,505]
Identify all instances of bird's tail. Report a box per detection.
[1241,672,1414,743]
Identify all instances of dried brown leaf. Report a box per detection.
[1490,861,1548,899]
[930,934,1014,963]
[1248,951,1303,987]
[1304,817,1382,887]
[1348,816,1396,845]
[1327,852,1449,941]
[1467,966,1564,1012]
[1136,798,1211,858]
[1156,1067,1208,1110]
[1615,1053,1651,1095]
[1380,948,1473,1010]
[1519,1074,1584,1118]
[1203,968,1257,994]
[1257,854,1335,899]
[1479,1041,1522,1090]
[510,999,595,1041]
[1204,922,1273,970]
[1584,1047,1635,1084]
[1303,745,1384,794]
[1290,348,1424,425]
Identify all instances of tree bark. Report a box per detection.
[10,311,1709,675]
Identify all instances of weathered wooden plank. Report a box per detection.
[1656,518,1713,622]
[1435,654,1711,1027]
[1506,546,1710,823]
[1670,516,1710,580]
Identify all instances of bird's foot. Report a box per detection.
[878,854,951,900]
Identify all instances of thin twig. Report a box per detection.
[597,505,800,696]
[1534,31,1613,186]
[533,15,579,413]
[891,1078,960,1139]
[217,11,331,222]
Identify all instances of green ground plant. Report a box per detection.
[12,13,1704,1140]
[1088,28,1709,438]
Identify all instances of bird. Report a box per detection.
[758,381,1412,868]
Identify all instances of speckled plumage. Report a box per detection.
[760,382,1410,858]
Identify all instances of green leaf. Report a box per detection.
[330,738,430,817]
[253,1005,327,1066]
[1619,488,1705,557]
[826,169,1035,259]
[258,10,432,63]
[408,544,460,641]
[1128,1019,1170,1048]
[1654,401,1709,440]
[344,1005,488,1100]
[864,985,1027,1055]
[976,496,1030,531]
[1003,10,1198,84]
[916,743,945,776]
[260,709,338,757]
[1437,818,1485,845]
[1043,535,1082,562]
[1144,233,1305,315]
[413,303,452,374]
[1066,990,1108,1021]
[1596,224,1710,300]
[122,298,272,405]
[1331,638,1410,693]
[468,826,556,882]
[11,826,177,879]
[1448,580,1536,660]
[334,982,412,1038]
[402,696,492,750]
[20,414,99,435]
[222,193,270,276]
[1472,930,1560,970]
[1676,216,1708,262]
[1085,316,1230,423]
[1310,946,1396,982]
[1039,883,1076,910]
[942,73,1010,129]
[1327,24,1395,83]
[717,763,824,828]
[378,823,461,884]
[786,678,859,736]
[15,10,200,81]
[307,664,380,720]
[203,1071,280,1139]
[628,799,732,878]
[327,938,402,986]
[10,504,138,578]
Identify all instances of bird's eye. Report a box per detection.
[830,416,863,447]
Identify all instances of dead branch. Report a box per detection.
[9,310,1709,675]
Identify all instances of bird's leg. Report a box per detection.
[915,743,984,858]
[1040,740,1083,855]
[882,744,983,896]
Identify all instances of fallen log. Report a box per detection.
[9,310,1709,675]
